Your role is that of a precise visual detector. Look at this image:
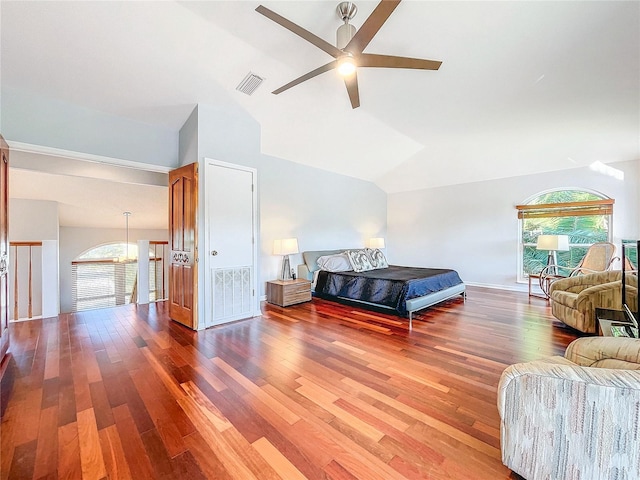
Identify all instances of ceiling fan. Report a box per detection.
[256,0,442,109]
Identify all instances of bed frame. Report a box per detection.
[297,249,466,330]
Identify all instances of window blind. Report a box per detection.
[71,260,137,312]
[516,199,614,219]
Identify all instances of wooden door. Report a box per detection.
[0,136,9,362]
[168,163,198,329]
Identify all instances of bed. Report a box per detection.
[297,249,465,329]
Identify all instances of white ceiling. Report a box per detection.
[1,1,639,203]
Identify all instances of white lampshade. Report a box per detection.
[536,235,569,252]
[273,238,299,256]
[368,237,385,249]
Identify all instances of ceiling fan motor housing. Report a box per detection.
[337,2,358,21]
[336,2,357,49]
[337,23,356,50]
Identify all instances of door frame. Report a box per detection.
[202,158,259,328]
[0,136,10,364]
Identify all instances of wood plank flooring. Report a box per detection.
[0,287,579,479]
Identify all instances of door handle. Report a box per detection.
[211,250,218,256]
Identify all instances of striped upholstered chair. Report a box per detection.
[498,336,640,480]
[549,270,637,333]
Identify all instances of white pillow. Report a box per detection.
[346,249,375,273]
[365,248,388,269]
[316,253,353,272]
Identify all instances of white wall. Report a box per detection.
[9,198,59,241]
[178,105,198,166]
[387,159,639,290]
[58,226,168,313]
[259,154,387,283]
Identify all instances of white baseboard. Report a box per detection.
[464,282,529,293]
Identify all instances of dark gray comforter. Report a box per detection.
[315,265,463,316]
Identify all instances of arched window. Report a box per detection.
[516,189,613,281]
[77,242,141,261]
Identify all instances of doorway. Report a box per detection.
[8,147,169,315]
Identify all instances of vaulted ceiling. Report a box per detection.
[2,1,639,198]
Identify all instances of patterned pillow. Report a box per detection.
[365,248,388,269]
[346,249,374,273]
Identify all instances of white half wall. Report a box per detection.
[41,240,60,318]
[388,159,639,290]
[59,226,168,313]
[137,240,150,305]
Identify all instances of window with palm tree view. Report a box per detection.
[518,189,614,280]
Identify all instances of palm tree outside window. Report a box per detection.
[516,189,614,281]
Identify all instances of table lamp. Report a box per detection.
[274,238,299,280]
[368,238,385,249]
[536,235,569,275]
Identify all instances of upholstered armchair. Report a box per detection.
[548,270,638,333]
[498,336,640,480]
[538,242,617,296]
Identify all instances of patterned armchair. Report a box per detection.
[498,336,640,480]
[548,270,638,333]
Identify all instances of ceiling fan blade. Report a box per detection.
[256,5,343,58]
[344,73,360,109]
[345,0,401,54]
[272,61,338,95]
[358,53,442,70]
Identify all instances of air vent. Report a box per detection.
[236,72,265,96]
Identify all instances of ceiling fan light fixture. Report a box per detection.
[257,1,442,109]
[337,55,357,76]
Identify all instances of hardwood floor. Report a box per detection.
[0,287,579,479]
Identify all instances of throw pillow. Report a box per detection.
[317,253,353,272]
[365,248,388,269]
[346,249,374,273]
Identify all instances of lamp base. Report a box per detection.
[546,251,558,275]
[280,255,292,281]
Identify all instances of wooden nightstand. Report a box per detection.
[266,279,312,307]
